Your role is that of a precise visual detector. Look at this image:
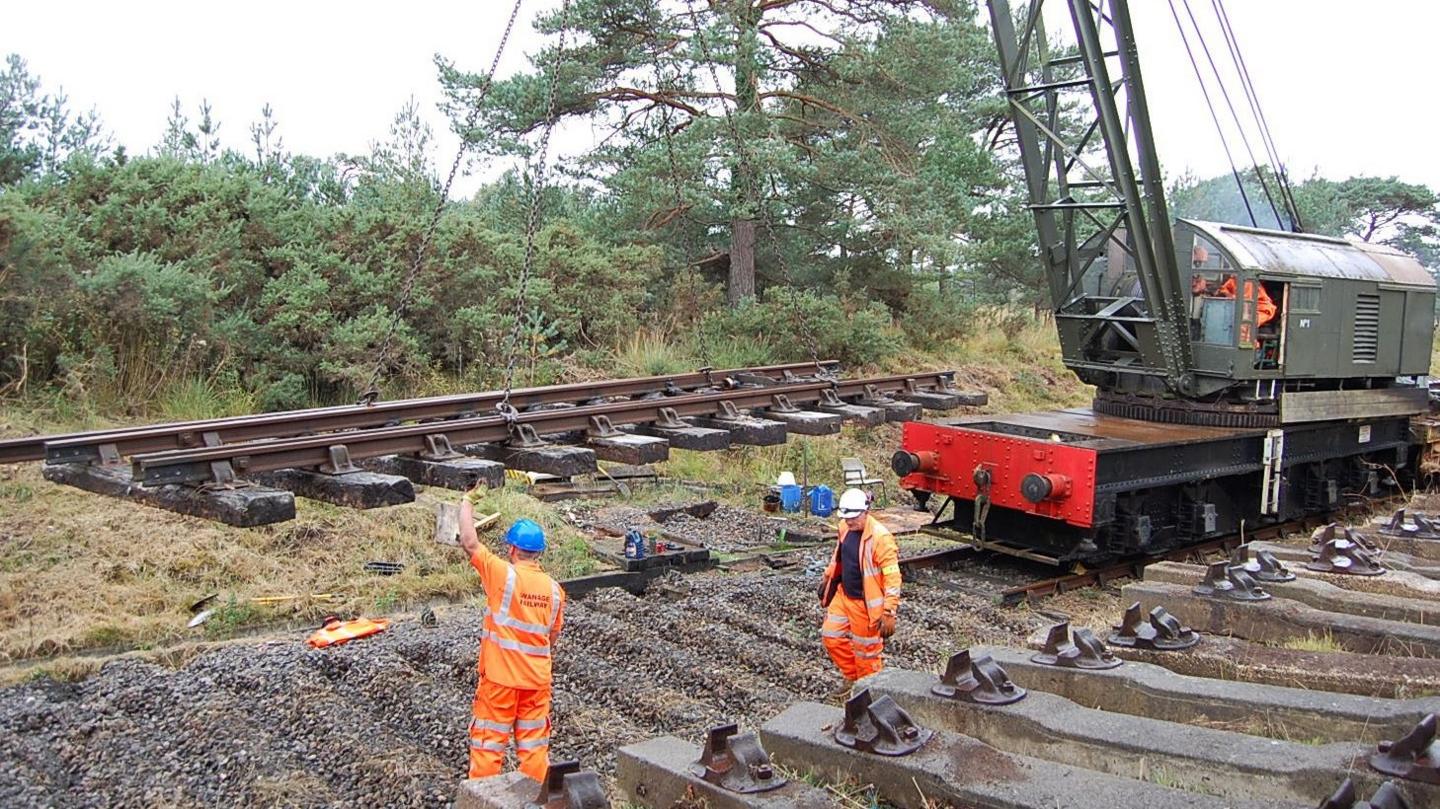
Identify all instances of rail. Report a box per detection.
[0,361,840,465]
[131,371,956,486]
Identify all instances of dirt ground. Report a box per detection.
[5,469,1431,807]
[0,539,1062,808]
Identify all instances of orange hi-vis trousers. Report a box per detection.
[469,679,552,781]
[822,590,885,681]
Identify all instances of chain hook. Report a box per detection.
[494,401,521,423]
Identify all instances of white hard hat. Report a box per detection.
[837,488,870,518]
[776,471,797,486]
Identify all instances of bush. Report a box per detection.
[692,287,902,368]
[899,286,981,348]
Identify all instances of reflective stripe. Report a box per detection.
[493,568,552,635]
[820,628,848,639]
[470,719,513,734]
[883,588,901,596]
[866,597,885,608]
[852,635,882,647]
[485,634,551,657]
[482,566,561,658]
[469,739,507,752]
[515,736,549,751]
[516,717,548,731]
[856,648,883,659]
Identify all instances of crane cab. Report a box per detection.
[1173,220,1434,421]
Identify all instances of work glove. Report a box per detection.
[876,612,897,639]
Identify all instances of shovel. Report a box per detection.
[434,502,501,545]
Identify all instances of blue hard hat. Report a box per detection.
[504,518,547,552]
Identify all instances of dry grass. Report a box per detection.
[874,308,1091,414]
[0,462,598,667]
[1187,713,1325,745]
[1278,630,1342,653]
[0,323,1087,671]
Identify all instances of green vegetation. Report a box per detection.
[3,5,1438,416]
[1,4,1438,677]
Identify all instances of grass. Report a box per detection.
[155,376,258,422]
[0,310,1087,669]
[0,465,601,665]
[1190,713,1327,745]
[781,763,883,809]
[1279,630,1343,653]
[612,329,696,378]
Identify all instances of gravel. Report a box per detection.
[568,500,832,553]
[0,561,1045,808]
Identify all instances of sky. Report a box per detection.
[4,0,1438,197]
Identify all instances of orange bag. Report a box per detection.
[306,617,390,648]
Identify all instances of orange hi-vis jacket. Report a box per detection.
[471,545,566,690]
[820,514,902,622]
[307,617,390,648]
[1216,276,1277,326]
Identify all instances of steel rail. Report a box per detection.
[0,361,840,465]
[131,372,956,486]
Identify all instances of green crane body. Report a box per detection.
[985,0,1434,426]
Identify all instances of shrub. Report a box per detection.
[692,287,902,368]
[899,286,981,348]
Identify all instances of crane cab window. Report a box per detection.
[1190,272,1237,344]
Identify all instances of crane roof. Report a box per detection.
[1185,219,1435,289]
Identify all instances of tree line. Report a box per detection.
[1,2,1436,414]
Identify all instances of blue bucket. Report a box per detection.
[808,484,835,517]
[779,483,803,512]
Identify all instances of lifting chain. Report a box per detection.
[494,0,573,424]
[655,61,689,226]
[358,0,528,405]
[681,0,824,370]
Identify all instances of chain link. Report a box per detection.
[682,0,823,368]
[359,0,528,404]
[496,0,574,416]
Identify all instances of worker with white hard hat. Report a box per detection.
[817,488,901,681]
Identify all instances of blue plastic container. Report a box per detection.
[779,483,803,512]
[808,484,835,517]
[623,528,647,560]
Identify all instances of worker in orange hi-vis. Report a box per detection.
[1216,276,1277,326]
[457,493,565,782]
[818,488,901,682]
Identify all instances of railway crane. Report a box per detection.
[892,0,1437,564]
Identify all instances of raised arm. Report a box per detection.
[459,494,504,581]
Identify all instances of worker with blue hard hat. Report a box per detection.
[456,489,566,783]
